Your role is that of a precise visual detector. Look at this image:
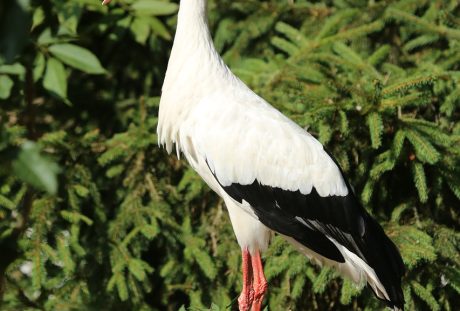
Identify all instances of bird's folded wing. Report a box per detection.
[180,92,371,261]
[184,91,348,196]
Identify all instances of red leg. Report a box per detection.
[238,248,254,311]
[251,250,268,311]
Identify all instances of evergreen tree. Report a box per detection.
[0,0,459,310]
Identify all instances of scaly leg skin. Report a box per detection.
[238,248,254,311]
[251,250,268,311]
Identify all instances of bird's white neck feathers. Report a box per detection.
[158,0,236,153]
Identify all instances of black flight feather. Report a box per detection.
[206,159,405,309]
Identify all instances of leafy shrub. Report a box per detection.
[0,0,459,310]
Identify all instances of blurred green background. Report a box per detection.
[0,0,459,310]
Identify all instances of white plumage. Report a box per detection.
[154,0,404,310]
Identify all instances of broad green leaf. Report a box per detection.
[150,17,171,40]
[0,75,14,99]
[43,57,68,102]
[33,53,46,81]
[49,44,105,74]
[131,0,179,16]
[37,28,59,45]
[0,63,25,76]
[130,17,151,45]
[56,2,82,36]
[32,7,45,30]
[12,141,60,195]
[116,15,132,29]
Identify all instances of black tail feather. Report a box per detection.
[363,215,405,310]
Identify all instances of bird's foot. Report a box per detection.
[238,287,254,311]
[251,279,267,311]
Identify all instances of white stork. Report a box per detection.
[104,0,405,310]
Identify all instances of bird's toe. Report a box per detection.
[251,280,267,311]
[238,288,254,311]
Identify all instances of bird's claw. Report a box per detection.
[238,288,254,311]
[251,280,268,311]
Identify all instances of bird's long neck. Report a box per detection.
[175,0,209,43]
[158,0,235,152]
[162,0,225,92]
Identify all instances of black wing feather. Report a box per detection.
[223,181,345,262]
[208,162,405,309]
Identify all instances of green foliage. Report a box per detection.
[0,0,459,310]
[12,141,60,195]
[48,44,106,74]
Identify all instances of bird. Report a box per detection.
[104,0,405,310]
